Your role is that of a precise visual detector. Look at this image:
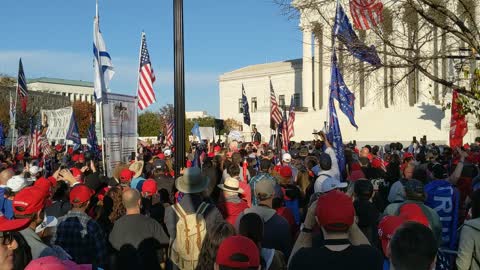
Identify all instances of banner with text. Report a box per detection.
[103,93,138,177]
[41,107,73,141]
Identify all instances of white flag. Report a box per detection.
[93,2,114,102]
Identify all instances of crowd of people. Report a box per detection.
[0,132,478,270]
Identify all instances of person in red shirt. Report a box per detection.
[216,177,249,225]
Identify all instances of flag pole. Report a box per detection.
[95,0,107,176]
[135,32,143,160]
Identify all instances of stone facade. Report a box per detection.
[218,1,480,146]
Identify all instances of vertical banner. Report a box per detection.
[102,93,138,177]
[41,107,73,141]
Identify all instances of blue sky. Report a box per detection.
[0,0,301,116]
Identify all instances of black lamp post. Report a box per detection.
[174,0,185,177]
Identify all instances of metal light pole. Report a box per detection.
[174,0,185,177]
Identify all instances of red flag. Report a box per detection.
[349,0,384,30]
[449,90,468,148]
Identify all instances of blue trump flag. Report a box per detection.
[328,98,346,177]
[330,51,358,129]
[66,114,81,145]
[0,124,5,147]
[87,120,99,158]
[333,3,381,67]
[191,122,202,142]
[242,84,251,126]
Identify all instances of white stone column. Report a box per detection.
[302,27,313,110]
[313,26,322,110]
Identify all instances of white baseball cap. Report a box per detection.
[35,215,58,233]
[319,177,348,193]
[6,175,28,193]
[164,149,172,157]
[29,166,42,176]
[282,153,292,163]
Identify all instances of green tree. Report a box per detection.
[138,111,160,136]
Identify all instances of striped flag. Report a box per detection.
[93,2,115,102]
[40,136,53,157]
[287,95,295,139]
[31,128,41,158]
[166,120,174,146]
[270,80,282,126]
[17,59,28,113]
[281,113,289,150]
[16,135,28,151]
[349,0,384,31]
[137,32,156,110]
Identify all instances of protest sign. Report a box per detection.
[41,107,73,141]
[103,93,138,177]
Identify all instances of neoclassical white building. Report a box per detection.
[219,1,480,146]
[28,77,94,103]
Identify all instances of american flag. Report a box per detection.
[137,32,156,110]
[40,136,53,157]
[16,135,28,151]
[349,0,384,30]
[287,95,295,140]
[30,129,41,158]
[270,80,282,126]
[166,120,174,146]
[17,59,28,113]
[281,113,289,150]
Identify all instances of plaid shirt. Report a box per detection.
[51,210,107,266]
[249,172,281,205]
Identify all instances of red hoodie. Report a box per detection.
[217,197,249,225]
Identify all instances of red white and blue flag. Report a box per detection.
[349,0,384,31]
[137,32,156,110]
[166,120,174,146]
[287,95,295,140]
[17,59,28,113]
[270,80,282,126]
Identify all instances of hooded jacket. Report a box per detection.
[217,195,249,225]
[457,218,480,270]
[238,205,292,258]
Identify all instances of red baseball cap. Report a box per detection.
[70,168,83,182]
[316,190,354,231]
[0,213,30,232]
[120,169,134,183]
[55,144,63,152]
[13,186,47,215]
[157,153,165,160]
[214,146,221,152]
[69,184,94,205]
[403,152,414,160]
[72,154,79,162]
[142,179,158,195]
[25,256,91,270]
[77,154,85,163]
[279,166,293,178]
[398,203,430,227]
[378,215,406,257]
[216,236,260,268]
